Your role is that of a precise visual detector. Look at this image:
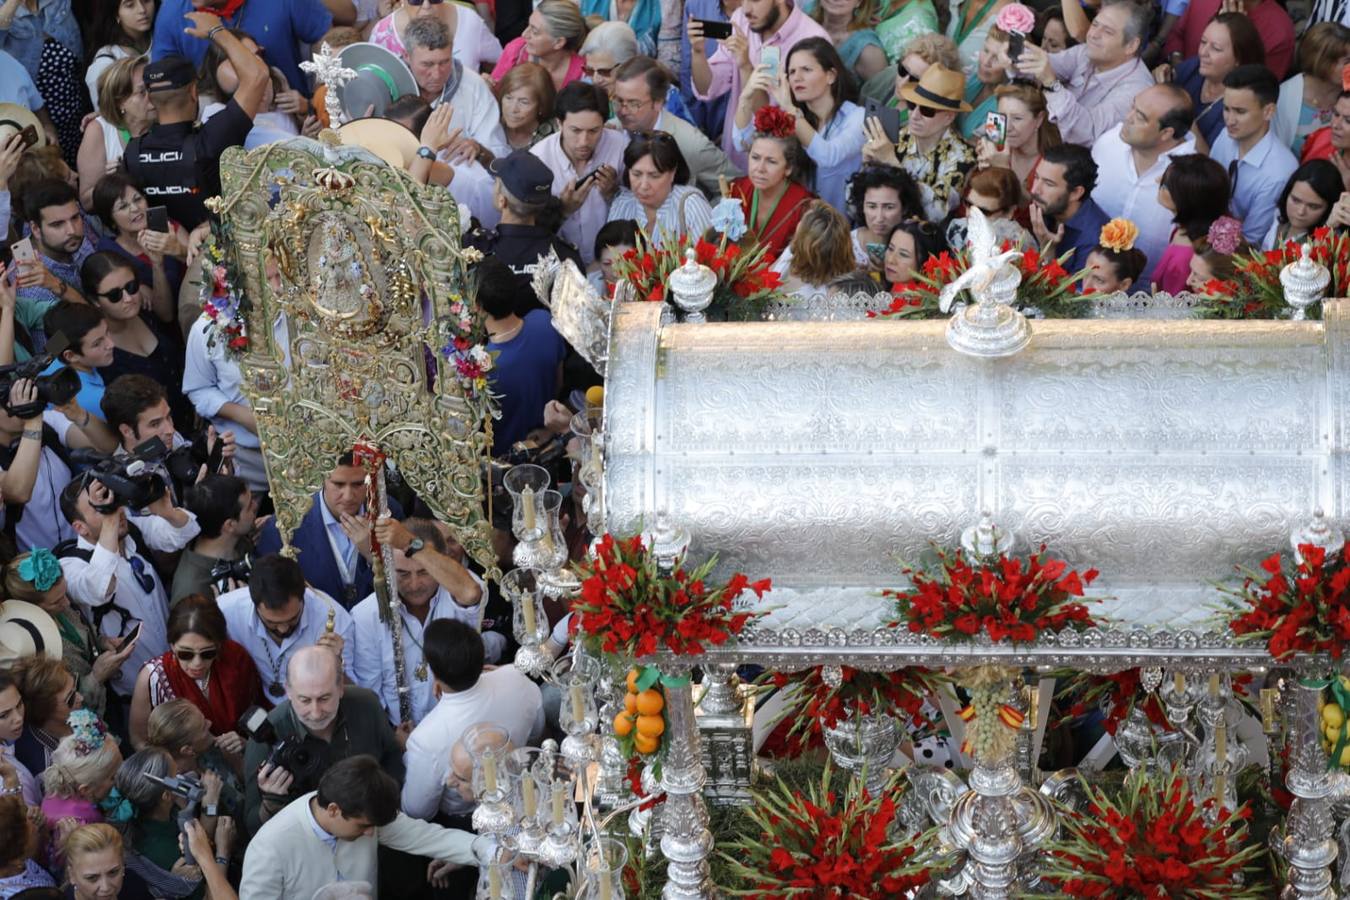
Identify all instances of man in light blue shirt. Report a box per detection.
[1208,64,1298,246]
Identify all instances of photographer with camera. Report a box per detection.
[55,474,200,702]
[215,555,354,703]
[171,475,261,605]
[241,646,403,835]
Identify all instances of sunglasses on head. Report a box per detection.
[905,101,939,119]
[175,646,219,663]
[97,278,140,302]
[64,688,77,707]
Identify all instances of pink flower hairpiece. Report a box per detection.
[996,3,1036,35]
[1207,216,1243,256]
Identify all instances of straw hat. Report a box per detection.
[899,65,972,114]
[0,103,45,150]
[0,600,63,664]
[337,117,420,168]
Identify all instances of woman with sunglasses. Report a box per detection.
[5,551,140,724]
[945,166,1035,251]
[11,656,83,780]
[370,0,501,75]
[78,252,192,432]
[90,173,188,311]
[128,595,261,759]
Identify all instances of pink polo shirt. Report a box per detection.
[691,4,829,171]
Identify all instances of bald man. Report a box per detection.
[242,646,405,834]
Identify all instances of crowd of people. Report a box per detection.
[0,0,1343,896]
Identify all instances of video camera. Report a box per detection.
[209,553,253,591]
[0,340,80,419]
[237,706,331,794]
[143,771,206,865]
[70,438,175,512]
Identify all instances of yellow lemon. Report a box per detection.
[1325,705,1345,729]
[1326,723,1341,743]
[1339,745,1350,768]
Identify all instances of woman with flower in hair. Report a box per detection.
[726,106,818,261]
[5,550,135,723]
[40,711,122,829]
[1082,218,1148,294]
[1153,153,1231,294]
[958,5,1032,141]
[1187,216,1252,295]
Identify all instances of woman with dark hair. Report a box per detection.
[1263,159,1343,249]
[1083,219,1148,294]
[605,132,714,244]
[82,0,154,108]
[75,55,155,210]
[0,670,39,806]
[12,657,82,779]
[946,166,1036,251]
[883,218,948,288]
[1153,12,1265,149]
[0,795,55,895]
[89,173,187,305]
[77,252,189,428]
[1033,7,1073,53]
[847,165,925,273]
[197,29,296,149]
[127,595,260,758]
[1153,153,1231,293]
[727,107,819,261]
[736,37,863,212]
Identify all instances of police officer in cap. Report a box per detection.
[465,149,584,315]
[123,11,270,231]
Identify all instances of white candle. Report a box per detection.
[1215,723,1227,762]
[1174,672,1184,694]
[483,753,498,794]
[521,591,537,636]
[551,780,565,827]
[1208,673,1220,696]
[520,485,536,532]
[488,865,502,900]
[570,683,586,725]
[1214,771,1227,805]
[522,776,537,817]
[599,870,613,900]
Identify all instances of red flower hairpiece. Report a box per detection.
[753,105,797,139]
[1343,62,1350,92]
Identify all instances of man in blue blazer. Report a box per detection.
[256,454,403,609]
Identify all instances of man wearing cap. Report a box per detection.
[862,65,976,221]
[464,150,585,311]
[125,12,270,231]
[152,0,344,94]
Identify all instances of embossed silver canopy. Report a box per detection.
[601,301,1350,634]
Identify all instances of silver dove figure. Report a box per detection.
[938,207,1024,313]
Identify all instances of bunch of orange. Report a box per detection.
[614,668,666,755]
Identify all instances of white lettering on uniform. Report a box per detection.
[138,151,183,163]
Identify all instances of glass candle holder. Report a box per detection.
[466,723,514,834]
[581,835,628,900]
[501,568,549,645]
[471,834,518,900]
[504,464,550,543]
[506,746,570,859]
[558,667,599,767]
[537,775,581,867]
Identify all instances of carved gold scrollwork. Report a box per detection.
[216,139,498,579]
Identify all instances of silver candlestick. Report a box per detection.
[1279,673,1338,899]
[657,664,714,899]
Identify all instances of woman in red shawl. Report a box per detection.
[727,106,818,262]
[127,595,262,762]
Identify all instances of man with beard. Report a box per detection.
[216,554,355,704]
[688,0,827,170]
[241,646,403,834]
[1029,143,1109,276]
[15,179,92,311]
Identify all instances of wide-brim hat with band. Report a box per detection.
[899,64,972,113]
[336,43,418,121]
[0,600,63,664]
[0,103,45,150]
[337,117,420,168]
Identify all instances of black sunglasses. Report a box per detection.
[905,101,939,119]
[898,64,921,81]
[175,646,219,663]
[635,130,676,143]
[97,277,140,302]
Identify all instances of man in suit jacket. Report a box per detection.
[240,754,474,899]
[612,56,739,198]
[255,454,403,609]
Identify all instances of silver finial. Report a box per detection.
[668,248,716,323]
[1280,243,1329,321]
[1291,508,1344,564]
[960,511,1015,558]
[942,208,1032,357]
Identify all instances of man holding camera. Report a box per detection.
[242,646,404,835]
[171,474,261,605]
[0,376,116,552]
[56,476,200,699]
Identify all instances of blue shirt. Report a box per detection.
[487,310,567,457]
[1060,196,1111,277]
[16,239,94,347]
[0,49,42,109]
[0,0,80,79]
[41,359,105,421]
[152,0,332,91]
[1209,126,1299,246]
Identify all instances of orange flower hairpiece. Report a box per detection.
[1098,218,1139,253]
[1343,62,1350,93]
[754,105,797,140]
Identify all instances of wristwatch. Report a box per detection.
[405,537,426,557]
[203,803,220,817]
[416,145,436,161]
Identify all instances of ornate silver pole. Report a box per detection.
[1279,673,1338,900]
[355,442,412,725]
[697,662,753,805]
[658,663,714,900]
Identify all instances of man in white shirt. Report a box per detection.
[1091,84,1196,286]
[241,754,473,899]
[57,476,199,697]
[215,554,354,699]
[402,620,544,821]
[353,518,499,731]
[405,16,509,162]
[531,81,629,265]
